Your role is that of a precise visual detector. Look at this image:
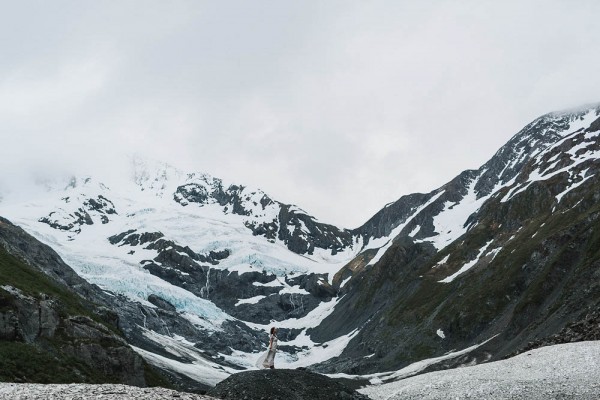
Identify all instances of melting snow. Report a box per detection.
[367,191,445,266]
[408,225,420,237]
[432,254,450,269]
[328,335,497,384]
[439,240,493,283]
[555,172,593,203]
[340,275,352,288]
[425,179,489,251]
[235,295,266,306]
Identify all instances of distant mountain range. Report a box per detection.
[1,103,599,389]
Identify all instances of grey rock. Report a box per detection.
[207,369,370,400]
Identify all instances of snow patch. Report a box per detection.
[439,240,493,283]
[425,179,489,250]
[408,225,420,237]
[432,254,450,269]
[367,191,445,266]
[235,295,266,306]
[340,275,352,288]
[328,335,497,384]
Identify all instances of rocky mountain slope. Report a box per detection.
[1,103,599,387]
[310,104,600,375]
[0,217,147,385]
[0,216,250,392]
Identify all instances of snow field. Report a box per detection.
[0,163,364,384]
[359,341,600,400]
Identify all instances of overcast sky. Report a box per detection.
[1,1,599,228]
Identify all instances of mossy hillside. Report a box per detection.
[0,245,151,385]
[143,362,175,389]
[0,219,210,389]
[0,246,91,318]
[0,244,129,340]
[0,249,119,383]
[0,341,114,384]
[350,177,600,370]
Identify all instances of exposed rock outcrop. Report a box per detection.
[0,231,146,385]
[207,369,370,400]
[511,309,600,356]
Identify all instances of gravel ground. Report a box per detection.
[360,341,600,400]
[0,384,217,400]
[2,341,599,400]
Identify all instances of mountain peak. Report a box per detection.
[546,101,600,118]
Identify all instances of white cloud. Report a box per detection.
[1,0,599,227]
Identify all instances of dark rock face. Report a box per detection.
[175,183,211,206]
[512,309,600,356]
[0,288,60,343]
[0,219,145,386]
[38,194,117,233]
[84,195,117,215]
[354,192,434,242]
[147,294,177,312]
[109,229,229,265]
[275,205,355,255]
[59,315,145,385]
[207,369,370,400]
[108,226,328,325]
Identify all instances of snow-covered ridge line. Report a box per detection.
[1,103,599,387]
[364,105,600,257]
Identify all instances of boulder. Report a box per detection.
[207,369,369,400]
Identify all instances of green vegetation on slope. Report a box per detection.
[0,341,113,384]
[0,246,90,317]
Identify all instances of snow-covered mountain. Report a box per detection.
[1,103,600,388]
[0,155,366,387]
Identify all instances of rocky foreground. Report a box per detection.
[3,342,600,400]
[0,383,215,400]
[0,369,367,400]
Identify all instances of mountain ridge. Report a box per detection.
[308,103,600,375]
[1,102,599,388]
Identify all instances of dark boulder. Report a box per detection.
[207,369,370,400]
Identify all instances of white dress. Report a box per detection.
[255,334,278,369]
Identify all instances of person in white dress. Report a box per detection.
[256,327,278,369]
